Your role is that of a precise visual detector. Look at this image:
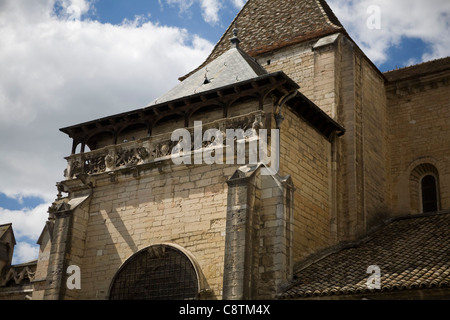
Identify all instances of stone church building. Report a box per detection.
[1,0,449,300]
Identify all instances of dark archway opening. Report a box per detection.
[421,175,439,213]
[109,245,199,300]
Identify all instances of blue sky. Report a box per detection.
[92,0,239,41]
[85,0,447,72]
[0,193,46,211]
[73,0,445,72]
[0,0,449,264]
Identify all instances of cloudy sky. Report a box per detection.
[0,0,449,264]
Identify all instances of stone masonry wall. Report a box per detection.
[257,36,342,255]
[257,41,316,104]
[279,106,334,261]
[358,53,390,229]
[258,33,390,242]
[51,95,287,300]
[335,36,389,239]
[76,162,236,300]
[387,73,450,215]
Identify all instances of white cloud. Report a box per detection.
[199,0,222,25]
[328,0,450,66]
[0,203,49,241]
[166,0,195,16]
[0,0,213,203]
[0,0,214,264]
[158,0,164,11]
[11,242,41,265]
[166,0,246,25]
[54,0,93,20]
[231,0,247,9]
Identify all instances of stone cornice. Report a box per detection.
[385,71,450,97]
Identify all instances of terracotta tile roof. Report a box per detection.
[180,0,344,80]
[384,56,450,82]
[279,212,450,299]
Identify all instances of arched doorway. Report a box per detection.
[109,244,200,300]
[421,175,439,213]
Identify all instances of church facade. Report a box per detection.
[1,0,449,300]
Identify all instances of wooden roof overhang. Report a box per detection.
[60,71,344,152]
[287,91,345,140]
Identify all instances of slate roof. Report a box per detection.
[384,56,450,82]
[0,224,10,239]
[152,43,268,105]
[279,212,450,299]
[0,224,15,263]
[60,1,348,145]
[0,224,15,244]
[181,0,345,80]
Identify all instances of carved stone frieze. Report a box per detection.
[85,156,107,175]
[68,160,82,178]
[64,111,267,179]
[116,147,149,167]
[0,264,36,287]
[151,141,177,159]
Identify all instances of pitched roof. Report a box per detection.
[152,42,268,105]
[0,224,15,245]
[180,0,345,80]
[384,56,450,82]
[61,31,345,141]
[0,224,15,263]
[0,224,10,239]
[279,212,450,299]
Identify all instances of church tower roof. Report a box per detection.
[180,0,345,81]
[152,28,268,105]
[60,2,346,145]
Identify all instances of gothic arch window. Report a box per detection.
[410,163,440,213]
[421,174,439,213]
[109,244,199,300]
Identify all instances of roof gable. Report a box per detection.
[152,43,268,105]
[180,0,344,80]
[0,224,16,264]
[0,224,15,245]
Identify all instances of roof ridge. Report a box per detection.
[235,46,268,75]
[0,223,13,228]
[386,209,450,223]
[384,55,450,74]
[152,45,269,105]
[179,0,346,81]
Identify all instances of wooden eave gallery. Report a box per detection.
[60,71,344,154]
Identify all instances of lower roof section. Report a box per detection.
[279,211,450,299]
